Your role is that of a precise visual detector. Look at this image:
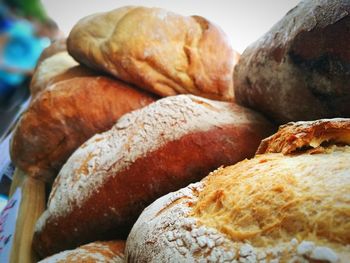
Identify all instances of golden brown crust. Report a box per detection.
[32,95,274,257]
[256,118,350,154]
[39,240,125,262]
[11,76,155,182]
[126,119,350,262]
[67,6,238,101]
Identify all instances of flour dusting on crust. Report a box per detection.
[126,150,350,262]
[46,95,262,220]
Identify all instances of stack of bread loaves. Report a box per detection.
[10,38,156,182]
[12,0,350,262]
[33,94,274,257]
[7,4,278,261]
[11,5,242,183]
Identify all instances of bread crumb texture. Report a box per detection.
[192,146,350,262]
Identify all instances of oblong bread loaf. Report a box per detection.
[33,94,274,257]
[11,76,155,182]
[67,6,239,101]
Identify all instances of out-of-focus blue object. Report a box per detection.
[0,7,50,101]
[0,20,50,86]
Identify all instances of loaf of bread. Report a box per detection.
[39,241,125,263]
[30,51,97,97]
[234,0,350,124]
[126,118,350,262]
[67,6,239,101]
[11,76,155,182]
[33,95,274,257]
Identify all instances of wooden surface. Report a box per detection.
[9,168,45,263]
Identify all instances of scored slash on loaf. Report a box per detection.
[33,94,274,257]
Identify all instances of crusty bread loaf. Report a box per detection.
[39,241,125,263]
[11,76,155,182]
[234,0,350,124]
[67,6,239,101]
[30,51,97,97]
[126,118,350,262]
[33,95,274,258]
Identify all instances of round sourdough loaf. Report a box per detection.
[234,0,350,124]
[39,241,125,263]
[67,6,239,101]
[11,76,155,182]
[126,118,350,263]
[33,94,274,258]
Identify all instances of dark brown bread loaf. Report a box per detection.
[11,76,155,182]
[33,95,274,258]
[234,0,350,124]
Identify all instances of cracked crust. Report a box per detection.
[126,119,350,262]
[257,118,350,155]
[67,6,239,101]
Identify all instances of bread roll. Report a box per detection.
[67,6,239,101]
[234,0,350,124]
[30,51,97,97]
[126,118,350,263]
[39,241,125,263]
[33,95,274,257]
[11,76,155,182]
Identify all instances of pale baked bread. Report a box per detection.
[30,51,97,97]
[126,118,350,262]
[234,0,350,124]
[36,38,67,65]
[67,6,239,101]
[11,76,155,182]
[33,95,274,257]
[39,241,125,263]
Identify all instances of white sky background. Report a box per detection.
[42,0,300,53]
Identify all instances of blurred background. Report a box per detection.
[0,0,299,203]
